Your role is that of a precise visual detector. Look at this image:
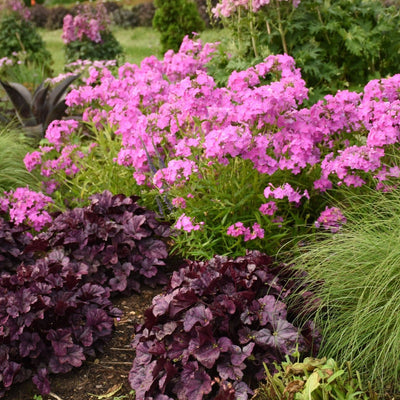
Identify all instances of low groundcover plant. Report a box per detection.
[0,190,173,397]
[129,250,320,399]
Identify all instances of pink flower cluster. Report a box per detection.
[1,187,53,231]
[26,36,400,242]
[62,4,110,45]
[264,183,309,205]
[315,206,347,233]
[23,119,96,194]
[175,213,204,232]
[227,222,265,241]
[212,0,300,18]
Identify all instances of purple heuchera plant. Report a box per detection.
[0,216,35,274]
[29,190,171,294]
[129,250,320,400]
[0,248,121,397]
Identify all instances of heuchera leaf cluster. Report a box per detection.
[0,248,120,397]
[129,250,319,400]
[0,216,34,274]
[30,190,172,294]
[0,190,171,396]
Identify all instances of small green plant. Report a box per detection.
[253,357,377,400]
[153,0,205,53]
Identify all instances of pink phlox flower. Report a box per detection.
[263,183,308,204]
[4,187,53,231]
[315,206,346,233]
[45,119,79,149]
[153,160,198,188]
[259,201,278,216]
[227,222,250,238]
[244,222,265,241]
[175,213,204,232]
[172,197,187,209]
[24,151,42,172]
[227,221,264,241]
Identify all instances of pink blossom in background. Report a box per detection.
[24,151,42,172]
[45,119,80,149]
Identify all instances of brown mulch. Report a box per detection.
[3,286,162,400]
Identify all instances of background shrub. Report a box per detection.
[132,2,156,27]
[129,251,319,399]
[63,4,124,64]
[0,14,53,77]
[45,6,70,30]
[112,7,139,29]
[29,4,50,28]
[153,0,205,53]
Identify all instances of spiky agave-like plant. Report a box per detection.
[0,74,79,138]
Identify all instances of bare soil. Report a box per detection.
[3,286,161,400]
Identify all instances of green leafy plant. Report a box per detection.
[63,4,124,64]
[211,0,400,102]
[291,186,400,394]
[0,74,79,138]
[153,0,205,53]
[253,357,377,400]
[0,13,53,78]
[64,31,124,65]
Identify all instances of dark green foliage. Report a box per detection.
[0,14,53,76]
[153,0,205,53]
[64,31,124,64]
[211,0,400,102]
[263,0,400,101]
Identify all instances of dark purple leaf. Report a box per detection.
[231,343,255,366]
[47,329,73,357]
[3,361,21,388]
[217,357,245,380]
[183,304,213,332]
[32,368,50,395]
[129,359,157,398]
[19,331,41,358]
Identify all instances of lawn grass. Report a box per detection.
[40,26,225,77]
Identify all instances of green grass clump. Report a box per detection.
[0,126,40,192]
[292,188,400,394]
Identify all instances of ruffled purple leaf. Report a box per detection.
[32,368,50,395]
[183,304,213,332]
[129,359,158,398]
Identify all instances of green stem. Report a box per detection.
[249,0,259,58]
[275,0,288,54]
